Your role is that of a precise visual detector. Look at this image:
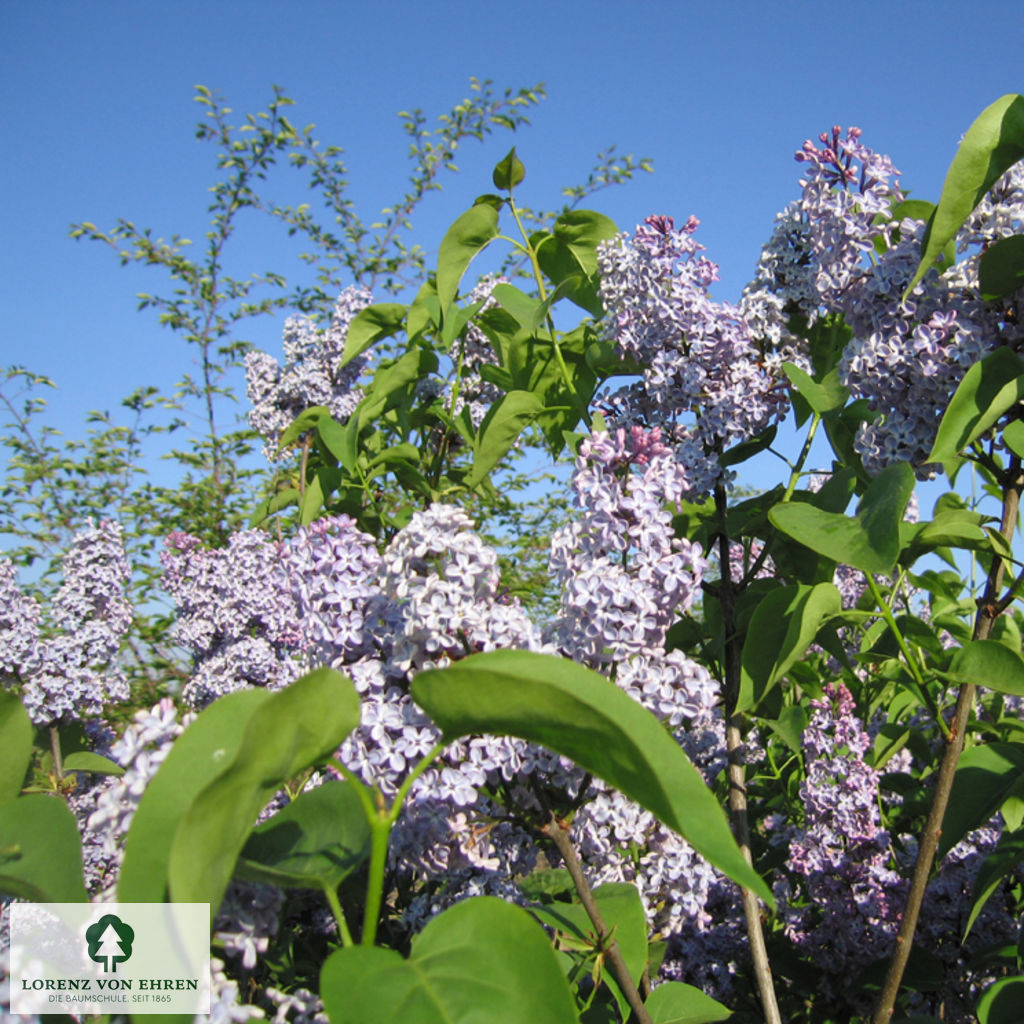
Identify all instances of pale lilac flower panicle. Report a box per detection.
[245,287,372,461]
[162,530,302,708]
[597,216,790,498]
[18,520,132,725]
[0,557,41,678]
[783,683,904,979]
[283,515,382,668]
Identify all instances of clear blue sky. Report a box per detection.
[2,0,1022,485]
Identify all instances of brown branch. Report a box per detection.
[715,485,782,1024]
[871,457,1024,1023]
[543,814,653,1024]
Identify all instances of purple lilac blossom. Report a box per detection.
[245,287,372,461]
[597,216,792,498]
[162,530,303,707]
[790,129,1019,476]
[780,682,905,989]
[8,520,132,726]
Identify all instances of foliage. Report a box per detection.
[4,88,1024,1024]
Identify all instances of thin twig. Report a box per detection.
[543,814,653,1024]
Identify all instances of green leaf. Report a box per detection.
[0,795,88,902]
[979,234,1024,301]
[977,976,1024,1024]
[769,462,915,574]
[530,883,647,1021]
[492,147,526,191]
[492,283,547,333]
[62,751,124,777]
[436,204,500,311]
[411,650,773,905]
[358,347,440,424]
[237,779,371,890]
[964,828,1024,938]
[782,363,848,414]
[1003,419,1024,458]
[928,347,1024,463]
[341,303,406,368]
[277,406,328,450]
[738,583,842,712]
[366,443,421,472]
[553,210,619,277]
[407,280,440,339]
[0,691,32,802]
[644,980,732,1023]
[907,94,1024,296]
[536,236,603,317]
[719,425,777,468]
[949,640,1024,697]
[319,896,579,1024]
[300,470,327,525]
[249,487,300,527]
[940,742,1024,858]
[317,415,359,474]
[168,668,360,920]
[466,390,544,488]
[119,688,272,902]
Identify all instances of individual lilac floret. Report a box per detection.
[597,216,790,498]
[781,683,905,984]
[17,520,132,725]
[549,427,705,665]
[162,530,302,708]
[282,516,382,668]
[245,287,372,461]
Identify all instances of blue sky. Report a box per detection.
[2,1,1023,499]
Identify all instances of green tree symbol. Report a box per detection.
[86,914,135,972]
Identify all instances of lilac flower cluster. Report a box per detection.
[79,698,193,896]
[162,530,303,707]
[759,128,1023,476]
[245,287,372,460]
[597,216,792,497]
[779,682,905,983]
[548,426,705,665]
[446,274,506,428]
[1,521,132,725]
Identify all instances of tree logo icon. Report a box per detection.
[85,914,135,972]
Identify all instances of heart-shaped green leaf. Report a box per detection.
[237,779,371,890]
[320,896,578,1024]
[436,205,500,311]
[644,980,732,1023]
[0,795,87,902]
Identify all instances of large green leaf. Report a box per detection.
[553,210,619,277]
[320,896,579,1024]
[979,234,1024,301]
[768,462,915,574]
[939,742,1024,858]
[466,390,544,487]
[118,688,272,902]
[168,668,360,920]
[0,690,32,803]
[341,303,406,368]
[411,650,772,905]
[977,976,1024,1024]
[737,583,841,712]
[907,94,1024,296]
[492,147,525,191]
[948,640,1024,697]
[530,882,647,1021]
[436,204,500,310]
[644,981,732,1024]
[237,779,371,890]
[0,794,87,902]
[963,828,1024,938]
[928,347,1024,463]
